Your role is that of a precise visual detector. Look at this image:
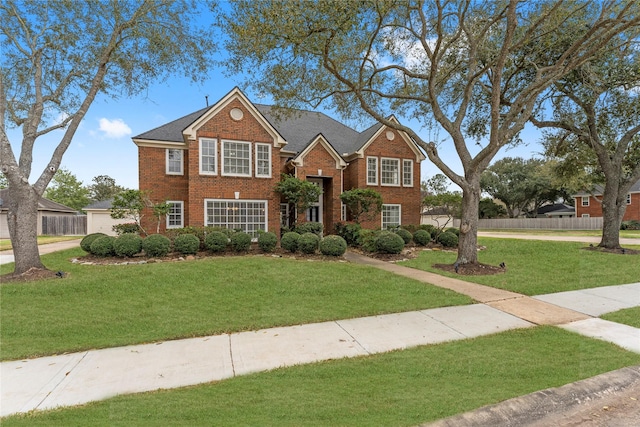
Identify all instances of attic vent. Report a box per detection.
[386,130,395,141]
[230,108,244,121]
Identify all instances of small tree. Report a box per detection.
[43,168,90,211]
[274,174,322,228]
[152,201,171,234]
[110,190,148,235]
[340,188,382,224]
[88,175,126,202]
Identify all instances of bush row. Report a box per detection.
[333,223,459,250]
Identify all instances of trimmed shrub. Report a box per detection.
[204,231,229,253]
[142,234,171,257]
[258,231,278,253]
[166,226,206,246]
[295,222,323,236]
[359,229,380,253]
[230,231,252,252]
[438,231,459,248]
[281,232,300,253]
[90,235,116,257]
[394,228,413,244]
[413,229,431,246]
[173,234,200,255]
[446,227,460,237]
[375,230,405,254]
[319,235,347,256]
[298,232,320,254]
[334,222,362,247]
[113,233,143,257]
[420,224,438,239]
[621,220,640,230]
[81,233,107,253]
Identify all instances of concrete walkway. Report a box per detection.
[0,239,82,266]
[478,231,640,246]
[1,241,639,419]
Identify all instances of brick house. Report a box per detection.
[132,88,425,238]
[573,179,640,221]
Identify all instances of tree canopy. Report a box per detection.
[1,0,218,275]
[44,168,90,211]
[224,0,640,264]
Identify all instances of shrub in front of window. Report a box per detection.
[446,227,460,237]
[173,234,200,255]
[258,231,278,253]
[394,228,413,244]
[334,222,361,247]
[204,231,229,253]
[413,229,431,246]
[280,231,300,253]
[113,233,143,257]
[298,232,320,254]
[438,231,459,248]
[90,235,116,257]
[359,229,380,253]
[143,234,171,257]
[112,223,141,236]
[295,222,323,236]
[166,226,206,246]
[230,231,252,252]
[81,233,107,252]
[319,235,347,256]
[375,230,404,254]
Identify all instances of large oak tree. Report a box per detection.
[223,0,639,265]
[1,0,217,275]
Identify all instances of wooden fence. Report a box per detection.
[42,215,87,236]
[451,217,604,230]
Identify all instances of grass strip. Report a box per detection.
[1,248,471,361]
[601,307,640,328]
[400,238,640,295]
[3,327,640,426]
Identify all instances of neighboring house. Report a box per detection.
[573,180,640,221]
[536,203,575,218]
[421,207,455,227]
[0,188,83,238]
[132,87,425,238]
[84,199,132,236]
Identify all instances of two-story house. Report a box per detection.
[573,179,640,221]
[132,88,425,238]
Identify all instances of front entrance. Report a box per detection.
[305,178,323,224]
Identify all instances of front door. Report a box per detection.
[305,178,323,223]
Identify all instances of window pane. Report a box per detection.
[403,160,413,186]
[168,149,182,174]
[381,159,399,185]
[206,200,267,239]
[367,157,378,185]
[382,205,400,228]
[256,144,271,177]
[200,139,216,173]
[223,141,251,176]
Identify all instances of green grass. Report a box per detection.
[479,229,640,238]
[400,238,640,295]
[0,248,471,361]
[0,235,81,251]
[3,327,639,426]
[601,307,640,328]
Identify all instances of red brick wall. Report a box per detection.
[575,193,640,221]
[345,129,422,229]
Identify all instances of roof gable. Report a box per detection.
[354,116,426,162]
[292,134,347,169]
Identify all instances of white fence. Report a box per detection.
[451,217,604,230]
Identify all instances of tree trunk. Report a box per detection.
[456,183,480,265]
[598,186,626,249]
[6,185,47,275]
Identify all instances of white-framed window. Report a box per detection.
[367,156,378,185]
[255,143,271,178]
[205,199,267,240]
[166,201,184,229]
[627,193,632,205]
[199,138,217,175]
[581,196,589,207]
[582,214,590,218]
[222,140,251,176]
[382,204,401,229]
[166,149,183,175]
[381,158,400,186]
[403,159,413,187]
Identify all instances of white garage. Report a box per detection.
[84,199,130,236]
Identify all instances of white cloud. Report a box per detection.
[98,118,132,138]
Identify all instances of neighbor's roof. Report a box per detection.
[133,101,406,158]
[573,179,640,197]
[537,203,575,215]
[84,199,113,210]
[0,188,78,213]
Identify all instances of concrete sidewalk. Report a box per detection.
[478,231,640,246]
[0,239,82,266]
[1,246,639,419]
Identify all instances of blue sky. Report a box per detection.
[4,13,545,193]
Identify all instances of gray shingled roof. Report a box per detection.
[133,103,385,157]
[84,199,114,210]
[0,189,78,213]
[574,179,640,197]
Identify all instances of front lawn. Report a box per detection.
[0,248,471,361]
[3,327,639,426]
[400,238,640,295]
[601,307,640,328]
